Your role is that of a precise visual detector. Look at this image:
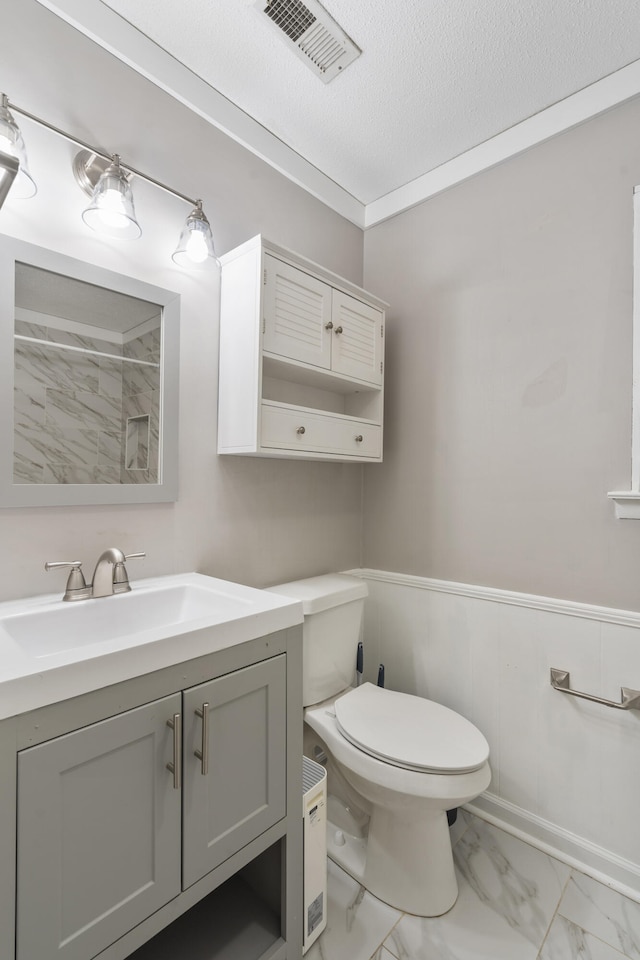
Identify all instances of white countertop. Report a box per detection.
[0,572,303,720]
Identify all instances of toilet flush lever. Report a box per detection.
[550,668,640,710]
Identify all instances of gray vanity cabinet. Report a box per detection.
[13,650,294,960]
[16,693,182,960]
[182,655,286,888]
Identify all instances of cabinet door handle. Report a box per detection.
[296,426,306,435]
[355,434,363,442]
[166,713,182,789]
[324,321,333,330]
[194,702,210,775]
[334,325,343,334]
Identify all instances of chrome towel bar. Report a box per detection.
[550,668,640,711]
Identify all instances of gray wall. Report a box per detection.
[363,96,640,610]
[0,0,364,601]
[7,1,639,613]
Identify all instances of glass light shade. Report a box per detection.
[0,96,36,199]
[172,201,218,268]
[82,155,141,240]
[0,150,19,209]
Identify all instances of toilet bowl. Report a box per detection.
[267,574,491,917]
[305,683,490,916]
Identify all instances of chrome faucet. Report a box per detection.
[92,548,138,598]
[45,549,145,601]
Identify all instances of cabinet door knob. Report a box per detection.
[296,426,306,435]
[355,434,363,443]
[194,703,210,776]
[334,326,343,334]
[325,321,334,330]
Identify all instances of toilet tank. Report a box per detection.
[266,574,368,707]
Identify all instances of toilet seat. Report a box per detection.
[334,683,489,774]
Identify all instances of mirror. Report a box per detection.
[0,236,180,506]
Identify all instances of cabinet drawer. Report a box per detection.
[261,404,381,458]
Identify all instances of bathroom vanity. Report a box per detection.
[0,573,304,960]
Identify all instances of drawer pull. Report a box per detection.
[166,713,182,790]
[355,434,363,442]
[296,426,306,435]
[194,702,210,775]
[334,326,343,335]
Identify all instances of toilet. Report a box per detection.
[268,573,491,918]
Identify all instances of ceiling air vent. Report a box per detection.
[256,0,361,83]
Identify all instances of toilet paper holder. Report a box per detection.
[550,668,640,711]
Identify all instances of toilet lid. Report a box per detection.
[334,683,489,774]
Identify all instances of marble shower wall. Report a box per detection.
[13,320,159,484]
[356,570,640,897]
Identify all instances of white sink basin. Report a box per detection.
[0,572,303,722]
[1,580,258,659]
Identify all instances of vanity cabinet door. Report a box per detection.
[182,655,287,888]
[16,694,182,960]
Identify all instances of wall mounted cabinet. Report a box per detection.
[218,236,387,462]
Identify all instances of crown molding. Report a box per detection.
[34,1,640,231]
[34,0,365,227]
[364,59,640,227]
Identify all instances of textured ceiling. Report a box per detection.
[92,0,640,207]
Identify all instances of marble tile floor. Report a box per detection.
[305,812,640,960]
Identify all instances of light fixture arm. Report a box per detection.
[6,98,198,207]
[2,92,217,266]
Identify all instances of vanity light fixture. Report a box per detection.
[75,151,141,240]
[172,200,216,267]
[0,150,19,210]
[0,94,36,199]
[0,93,218,267]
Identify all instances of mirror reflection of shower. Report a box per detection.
[13,262,161,485]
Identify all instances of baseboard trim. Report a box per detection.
[348,568,640,629]
[466,793,640,903]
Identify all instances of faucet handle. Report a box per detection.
[112,552,146,594]
[44,561,89,602]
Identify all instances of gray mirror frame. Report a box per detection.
[0,235,180,506]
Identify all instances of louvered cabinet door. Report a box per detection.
[330,290,384,386]
[263,255,333,369]
[16,694,182,960]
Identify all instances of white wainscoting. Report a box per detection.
[349,568,640,901]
